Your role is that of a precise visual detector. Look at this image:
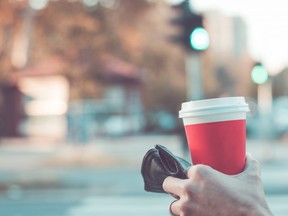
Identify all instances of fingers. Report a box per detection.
[163,177,183,216]
[184,154,261,180]
[169,197,196,216]
[163,165,215,202]
[187,164,215,179]
[169,199,181,216]
[163,176,183,196]
[163,176,198,216]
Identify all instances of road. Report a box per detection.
[0,135,287,215]
[0,188,287,215]
[0,164,287,216]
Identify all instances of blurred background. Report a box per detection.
[0,0,288,215]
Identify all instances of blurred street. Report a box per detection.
[0,135,287,216]
[1,1,288,216]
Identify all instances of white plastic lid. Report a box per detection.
[179,97,250,119]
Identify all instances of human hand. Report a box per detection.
[163,154,273,216]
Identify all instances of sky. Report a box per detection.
[168,0,288,75]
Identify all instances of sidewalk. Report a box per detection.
[0,135,184,169]
[1,135,287,216]
[0,135,288,193]
[1,135,287,168]
[0,135,183,192]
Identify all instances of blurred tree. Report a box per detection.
[0,1,25,136]
[30,0,186,113]
[0,0,187,133]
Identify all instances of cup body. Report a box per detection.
[179,97,249,175]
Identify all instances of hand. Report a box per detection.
[162,154,273,216]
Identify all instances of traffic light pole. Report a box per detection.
[255,79,273,139]
[186,52,204,101]
[257,79,272,115]
[169,0,207,101]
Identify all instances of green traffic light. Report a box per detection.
[251,64,268,84]
[190,27,209,51]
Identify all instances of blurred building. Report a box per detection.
[10,55,144,142]
[67,56,145,143]
[0,1,147,141]
[0,1,262,140]
[13,56,68,140]
[201,11,254,98]
[205,13,248,59]
[0,84,23,137]
[273,67,288,97]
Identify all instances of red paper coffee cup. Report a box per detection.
[179,97,250,175]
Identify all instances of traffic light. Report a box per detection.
[251,62,268,84]
[190,24,209,51]
[169,0,209,52]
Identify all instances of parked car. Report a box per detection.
[246,97,288,139]
[271,97,288,138]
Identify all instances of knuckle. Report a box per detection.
[178,181,188,191]
[179,181,189,193]
[247,159,262,178]
[179,180,194,196]
[189,164,211,179]
[249,170,261,182]
[254,159,261,170]
[180,199,192,215]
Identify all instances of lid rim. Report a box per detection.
[179,109,249,118]
[179,104,249,114]
[179,107,250,118]
[179,97,250,119]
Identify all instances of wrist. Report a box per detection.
[239,199,273,216]
[251,203,273,216]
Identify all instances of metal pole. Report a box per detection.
[185,52,204,101]
[258,79,272,115]
[11,5,35,68]
[257,79,273,139]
